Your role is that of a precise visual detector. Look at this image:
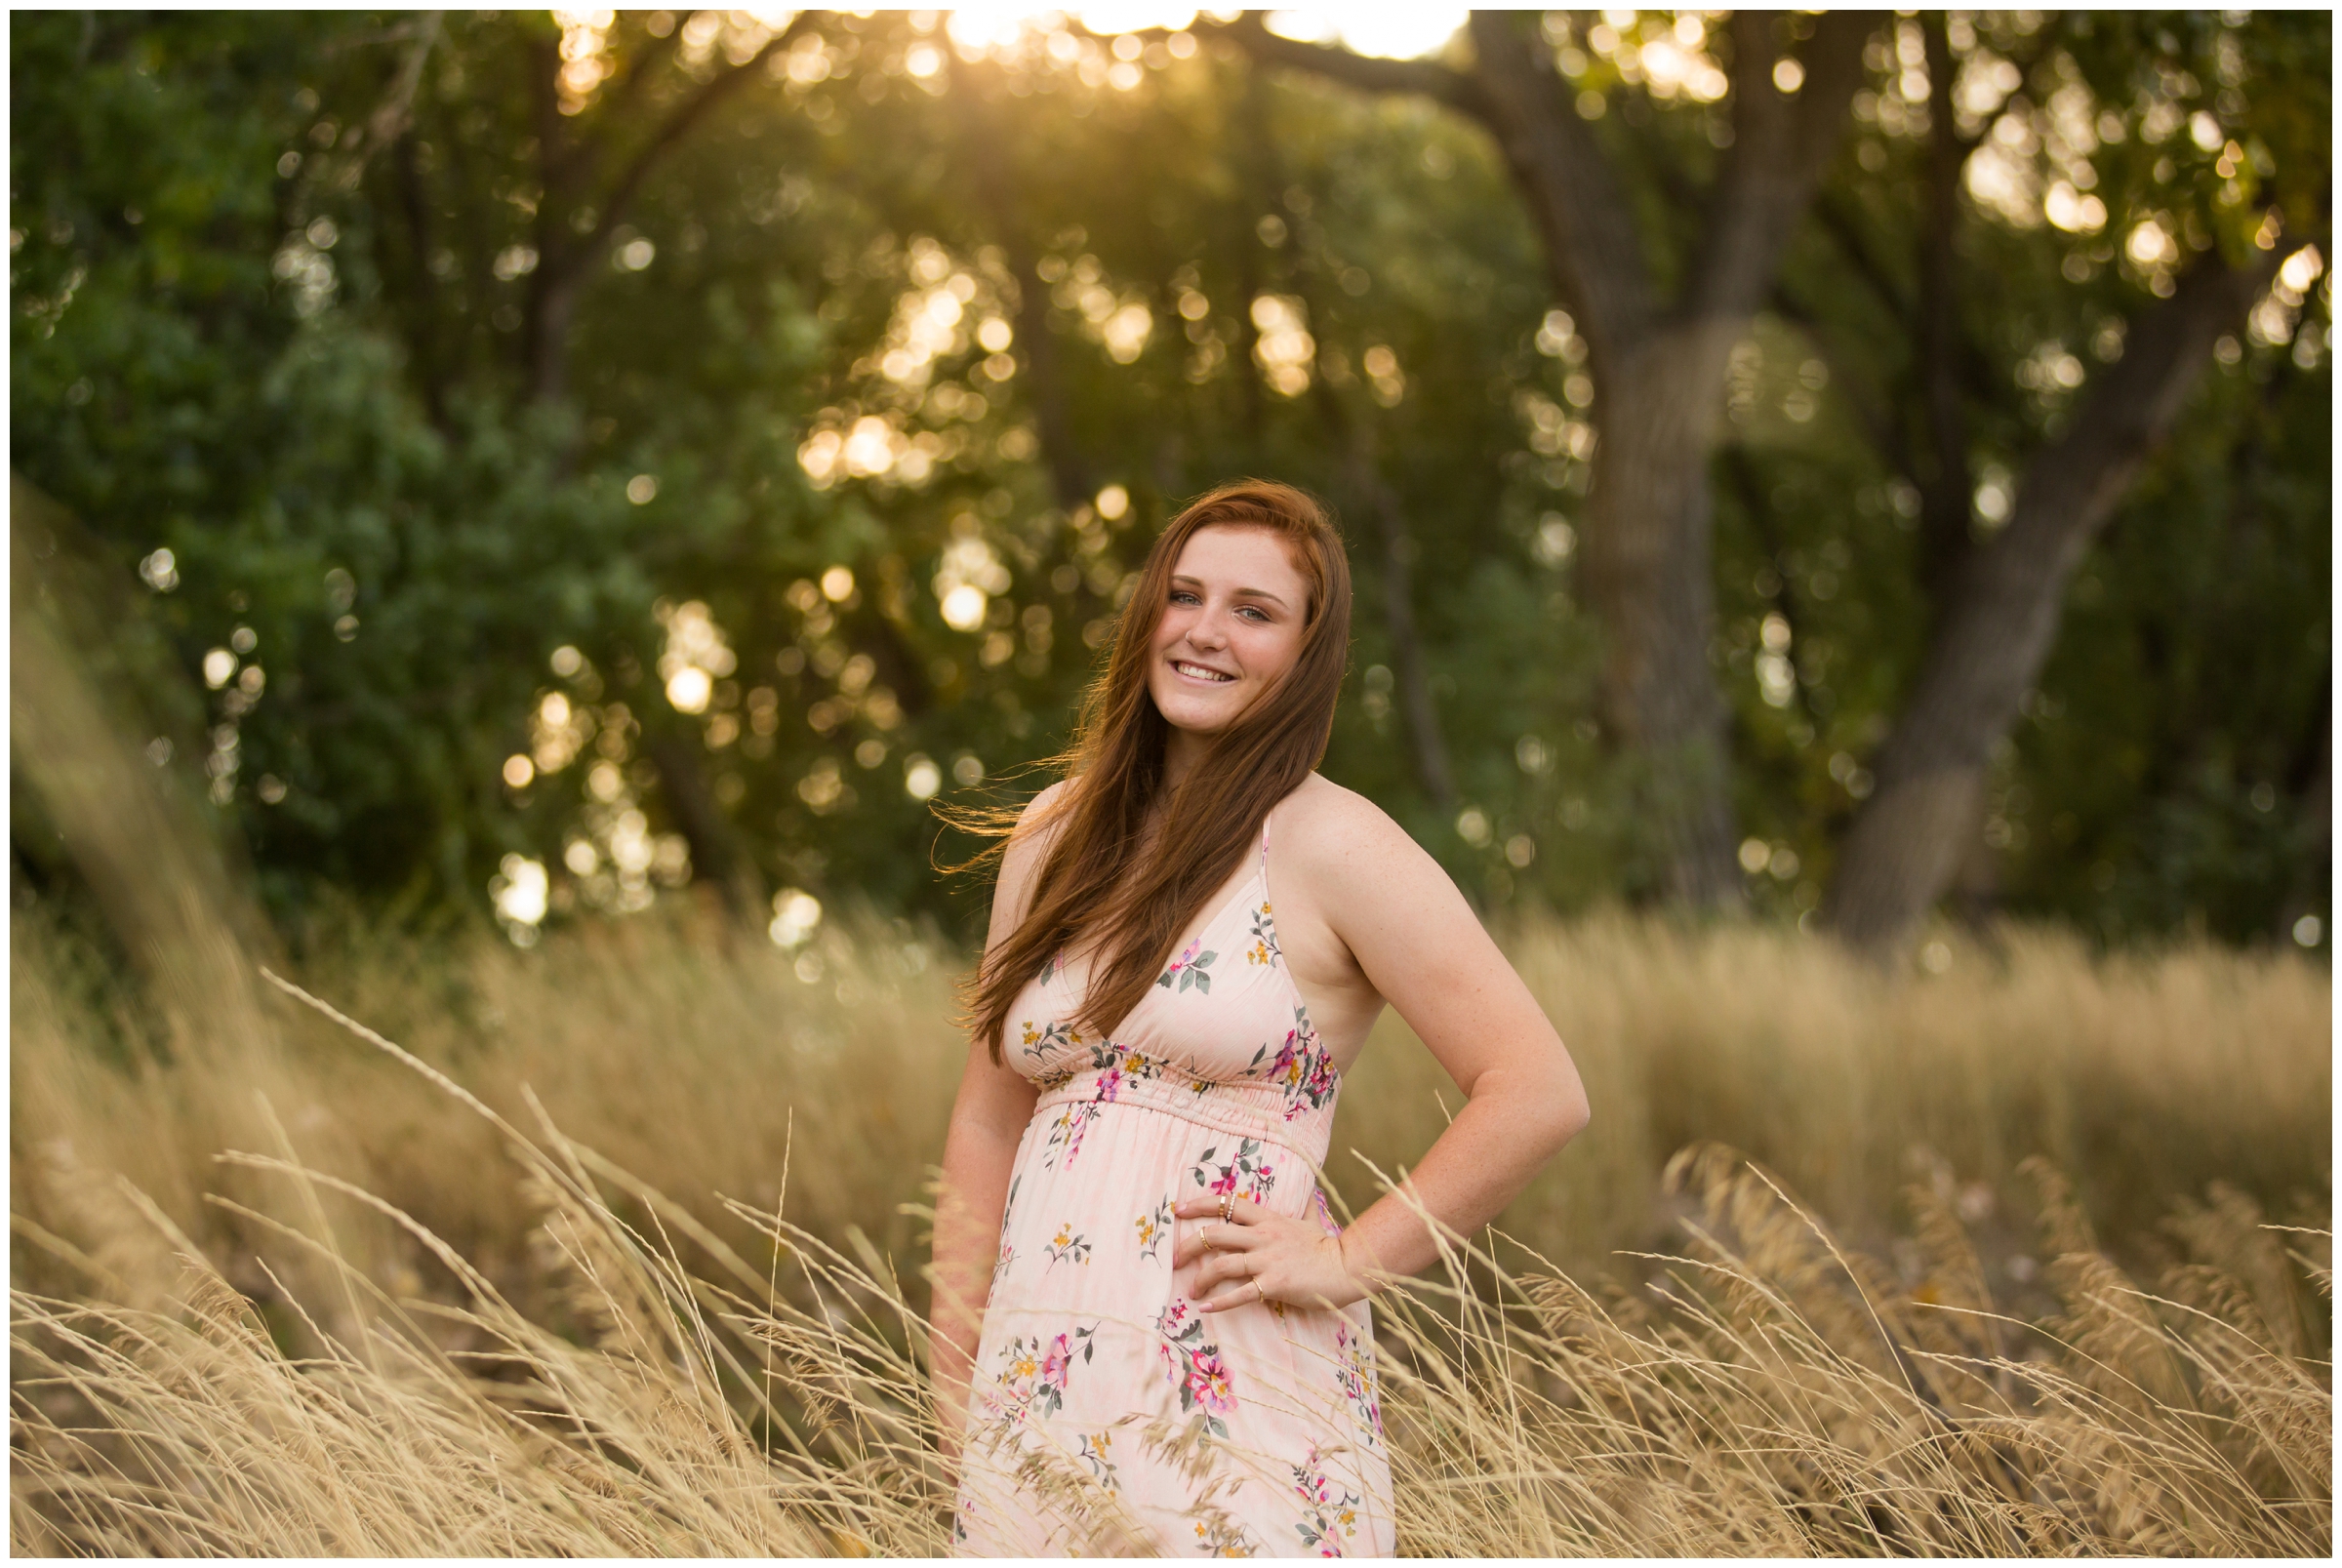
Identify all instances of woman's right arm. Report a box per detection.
[929,784,1062,1449]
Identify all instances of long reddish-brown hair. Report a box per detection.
[955,480,1352,1063]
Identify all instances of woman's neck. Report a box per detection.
[1161,725,1210,795]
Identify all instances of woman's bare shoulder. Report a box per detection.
[1003,779,1075,866]
[1273,775,1428,881]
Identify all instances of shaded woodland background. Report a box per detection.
[10,9,2332,961]
[8,17,2333,1553]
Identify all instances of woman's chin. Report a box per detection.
[1151,689,1240,736]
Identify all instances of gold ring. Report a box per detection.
[1202,1223,1218,1251]
[1218,1193,1235,1225]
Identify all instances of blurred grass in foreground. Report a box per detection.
[9,952,2329,1554]
[10,901,2331,1552]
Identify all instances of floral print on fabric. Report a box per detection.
[1249,1005,1339,1120]
[1292,1446,1365,1556]
[956,816,1393,1557]
[1134,1196,1174,1263]
[1034,1036,1187,1166]
[992,1175,1021,1284]
[1157,937,1218,993]
[1245,902,1281,967]
[1191,1138,1276,1204]
[1044,1224,1092,1270]
[1191,1516,1259,1557]
[1079,1429,1119,1491]
[983,1324,1098,1425]
[1333,1320,1384,1446]
[1156,1300,1237,1436]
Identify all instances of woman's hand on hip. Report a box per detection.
[1172,1195,1365,1313]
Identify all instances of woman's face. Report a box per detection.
[1147,524,1311,739]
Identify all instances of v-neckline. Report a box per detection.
[1047,864,1265,995]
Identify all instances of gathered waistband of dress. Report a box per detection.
[1031,1065,1334,1168]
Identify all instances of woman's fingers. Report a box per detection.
[1191,1249,1258,1297]
[1171,1216,1268,1269]
[1172,1195,1266,1224]
[1196,1263,1272,1311]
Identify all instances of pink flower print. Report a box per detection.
[1096,1066,1124,1103]
[1209,1167,1238,1197]
[1187,1349,1236,1414]
[1040,1334,1072,1390]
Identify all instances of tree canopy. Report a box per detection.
[11,10,2330,957]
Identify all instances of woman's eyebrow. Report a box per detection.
[1170,574,1291,611]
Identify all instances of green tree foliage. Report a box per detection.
[10,10,2328,953]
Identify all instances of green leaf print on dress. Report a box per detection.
[1156,937,1217,993]
[1078,1429,1119,1491]
[1244,901,1281,967]
[1190,1137,1276,1203]
[1191,1515,1259,1558]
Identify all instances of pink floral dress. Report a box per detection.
[955,816,1393,1558]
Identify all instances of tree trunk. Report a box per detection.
[1584,325,1748,905]
[1826,252,2280,955]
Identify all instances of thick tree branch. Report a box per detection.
[1682,11,1872,321]
[1914,11,1975,612]
[1463,10,1656,352]
[525,15,815,404]
[1208,12,1487,120]
[581,15,814,261]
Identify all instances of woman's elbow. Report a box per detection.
[1539,1067,1591,1152]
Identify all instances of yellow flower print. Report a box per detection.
[1136,1196,1173,1262]
[1045,1224,1092,1269]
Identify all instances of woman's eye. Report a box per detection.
[1238,606,1269,623]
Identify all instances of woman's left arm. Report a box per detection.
[1178,794,1590,1311]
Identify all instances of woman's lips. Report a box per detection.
[1171,660,1235,683]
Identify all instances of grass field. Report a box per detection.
[10,903,2332,1553]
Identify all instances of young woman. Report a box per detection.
[933,481,1590,1557]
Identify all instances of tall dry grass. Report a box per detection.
[11,902,2330,1554]
[11,969,2328,1554]
[13,898,2327,1315]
